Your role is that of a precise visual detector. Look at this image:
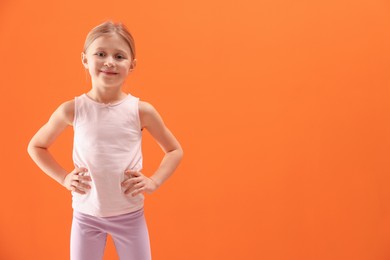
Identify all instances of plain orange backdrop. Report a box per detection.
[1,0,390,259]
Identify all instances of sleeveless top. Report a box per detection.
[72,93,144,217]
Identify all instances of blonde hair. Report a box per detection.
[83,21,136,61]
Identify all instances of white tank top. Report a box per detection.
[72,93,144,217]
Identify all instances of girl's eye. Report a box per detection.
[96,52,105,57]
[116,55,124,59]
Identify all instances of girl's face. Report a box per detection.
[81,33,135,89]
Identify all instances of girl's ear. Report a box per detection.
[81,52,89,69]
[129,59,137,71]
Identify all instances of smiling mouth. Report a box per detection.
[100,71,118,75]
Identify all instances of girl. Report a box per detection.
[27,20,183,260]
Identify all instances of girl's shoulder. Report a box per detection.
[138,100,154,113]
[138,100,160,119]
[55,99,75,126]
[138,100,164,129]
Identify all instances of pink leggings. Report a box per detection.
[70,208,151,260]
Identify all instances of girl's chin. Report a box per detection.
[92,78,125,86]
[90,81,123,89]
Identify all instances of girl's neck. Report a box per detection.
[86,88,127,104]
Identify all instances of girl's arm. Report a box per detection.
[27,101,91,193]
[123,101,183,196]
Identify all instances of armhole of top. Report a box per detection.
[72,96,78,127]
[135,97,142,133]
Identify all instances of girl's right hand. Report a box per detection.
[62,168,92,194]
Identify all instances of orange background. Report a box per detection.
[1,0,390,259]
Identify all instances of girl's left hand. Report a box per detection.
[121,170,159,197]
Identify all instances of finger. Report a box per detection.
[81,175,92,182]
[73,175,92,182]
[124,169,138,174]
[132,182,144,190]
[124,171,132,178]
[124,186,137,194]
[124,181,144,194]
[71,180,91,191]
[122,179,133,191]
[76,167,88,175]
[128,170,141,177]
[70,186,86,194]
[74,188,87,194]
[131,177,143,184]
[132,187,145,197]
[124,170,139,178]
[122,177,142,187]
[78,182,92,190]
[124,183,142,194]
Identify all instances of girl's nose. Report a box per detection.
[104,57,115,67]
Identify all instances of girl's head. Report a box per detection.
[81,21,137,88]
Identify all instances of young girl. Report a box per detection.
[27,21,183,260]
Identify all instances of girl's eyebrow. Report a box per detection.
[96,47,128,54]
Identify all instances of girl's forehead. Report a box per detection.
[88,34,131,54]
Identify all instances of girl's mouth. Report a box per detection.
[100,70,118,75]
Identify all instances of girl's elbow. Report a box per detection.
[27,141,43,156]
[27,141,36,156]
[177,147,184,160]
